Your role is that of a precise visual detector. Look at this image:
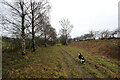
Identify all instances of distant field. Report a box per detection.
[2,39,120,78]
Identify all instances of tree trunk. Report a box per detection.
[31,8,35,52]
[65,35,68,45]
[21,12,25,55]
[44,31,47,47]
[45,36,47,47]
[32,29,35,52]
[51,39,53,46]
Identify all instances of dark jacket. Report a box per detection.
[79,54,83,59]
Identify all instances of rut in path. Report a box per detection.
[58,50,73,78]
[59,47,93,78]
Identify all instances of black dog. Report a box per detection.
[78,52,85,64]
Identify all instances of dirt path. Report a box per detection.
[59,50,73,78]
[59,47,93,78]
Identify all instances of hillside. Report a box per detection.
[69,39,120,61]
[2,39,120,78]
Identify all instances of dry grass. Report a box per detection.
[69,39,120,61]
[61,39,120,78]
[3,46,84,78]
[3,46,68,78]
[2,39,120,78]
[61,46,120,78]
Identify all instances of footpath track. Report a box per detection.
[59,47,93,78]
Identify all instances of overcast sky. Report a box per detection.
[0,0,120,38]
[50,0,120,38]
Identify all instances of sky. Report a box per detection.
[0,0,120,38]
[50,0,120,38]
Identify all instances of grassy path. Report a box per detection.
[3,46,90,78]
[2,45,120,78]
[59,47,93,78]
[58,48,73,78]
[61,46,120,78]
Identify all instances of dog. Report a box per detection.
[78,52,85,64]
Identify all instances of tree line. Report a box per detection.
[1,0,57,55]
[73,29,120,41]
[1,0,119,54]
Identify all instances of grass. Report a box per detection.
[3,46,56,78]
[3,46,79,78]
[63,55,81,78]
[69,39,120,61]
[57,63,62,69]
[2,38,120,78]
[61,46,120,78]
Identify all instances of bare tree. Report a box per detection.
[42,16,49,47]
[82,34,91,40]
[100,30,109,39]
[109,30,117,38]
[26,0,50,51]
[37,15,52,47]
[81,31,95,40]
[47,27,57,46]
[89,30,95,39]
[94,31,101,39]
[1,0,29,55]
[59,19,73,45]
